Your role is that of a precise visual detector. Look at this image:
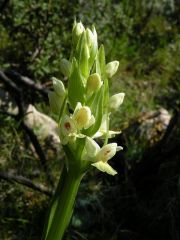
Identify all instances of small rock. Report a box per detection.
[138,108,171,144]
[24,104,60,146]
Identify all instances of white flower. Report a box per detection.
[109,93,125,111]
[59,115,77,145]
[93,114,121,138]
[105,61,119,78]
[86,73,102,92]
[83,137,123,176]
[72,102,95,129]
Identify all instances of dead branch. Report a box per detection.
[0,171,53,197]
[4,70,49,100]
[0,70,54,187]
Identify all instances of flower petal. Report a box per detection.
[61,115,76,136]
[92,161,117,176]
[84,115,95,129]
[85,137,100,158]
[96,143,117,162]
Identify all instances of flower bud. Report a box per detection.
[87,73,102,92]
[105,61,119,78]
[60,59,71,77]
[52,77,66,97]
[72,21,85,45]
[109,93,125,111]
[86,28,95,48]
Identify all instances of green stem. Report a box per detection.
[41,166,67,240]
[45,167,83,240]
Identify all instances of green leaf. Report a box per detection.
[68,58,85,109]
[95,53,101,76]
[83,86,104,136]
[75,32,89,78]
[79,44,89,78]
[98,44,106,77]
[75,31,86,62]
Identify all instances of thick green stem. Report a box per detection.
[45,167,83,240]
[41,166,67,240]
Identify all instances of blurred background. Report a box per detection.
[0,0,180,239]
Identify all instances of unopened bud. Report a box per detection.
[72,21,85,45]
[109,93,125,111]
[87,73,102,92]
[105,61,119,78]
[52,77,65,97]
[86,28,95,48]
[60,58,71,77]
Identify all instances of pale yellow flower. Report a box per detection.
[83,137,123,175]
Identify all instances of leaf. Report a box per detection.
[98,44,106,76]
[68,58,85,109]
[83,86,104,136]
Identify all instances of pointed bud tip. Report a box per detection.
[106,61,119,78]
[52,77,66,97]
[109,92,125,111]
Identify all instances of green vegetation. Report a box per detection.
[0,0,179,239]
